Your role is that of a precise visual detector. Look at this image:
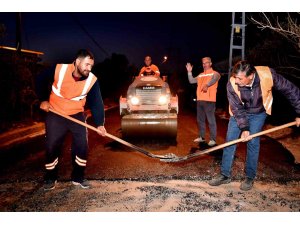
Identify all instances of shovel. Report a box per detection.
[48,108,176,160]
[48,108,297,163]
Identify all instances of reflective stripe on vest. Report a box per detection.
[197,73,214,78]
[256,66,273,114]
[52,64,94,101]
[229,66,273,115]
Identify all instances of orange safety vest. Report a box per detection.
[49,64,97,115]
[229,66,273,116]
[196,70,219,102]
[138,64,160,77]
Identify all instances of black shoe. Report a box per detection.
[44,180,57,191]
[72,179,91,189]
[208,174,231,186]
[240,178,254,191]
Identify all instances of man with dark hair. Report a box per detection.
[39,49,106,190]
[209,60,300,191]
[76,49,94,60]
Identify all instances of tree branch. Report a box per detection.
[250,13,300,50]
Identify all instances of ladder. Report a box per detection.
[228,12,246,78]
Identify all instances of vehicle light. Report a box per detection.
[158,95,168,105]
[130,96,140,105]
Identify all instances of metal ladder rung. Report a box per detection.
[232,45,243,49]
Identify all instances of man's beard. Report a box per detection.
[78,68,90,77]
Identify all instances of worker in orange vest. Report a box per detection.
[39,49,106,191]
[138,55,160,77]
[186,57,221,147]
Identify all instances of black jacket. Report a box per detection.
[227,68,300,131]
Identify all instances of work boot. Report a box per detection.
[194,137,205,143]
[43,180,57,191]
[240,177,254,191]
[208,174,231,186]
[208,140,217,147]
[72,179,91,189]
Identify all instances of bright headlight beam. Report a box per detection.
[130,96,139,105]
[158,96,167,105]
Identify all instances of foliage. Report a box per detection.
[247,13,300,81]
[0,54,41,132]
[250,13,300,51]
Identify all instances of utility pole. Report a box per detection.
[16,12,22,52]
[228,12,246,78]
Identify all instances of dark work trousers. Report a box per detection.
[196,100,217,141]
[44,111,88,182]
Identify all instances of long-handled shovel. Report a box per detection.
[160,121,297,162]
[49,108,176,160]
[49,108,297,163]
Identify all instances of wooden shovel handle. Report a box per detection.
[188,121,297,157]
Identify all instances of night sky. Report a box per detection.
[0,12,231,67]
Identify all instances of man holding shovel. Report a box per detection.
[39,49,106,190]
[209,60,300,191]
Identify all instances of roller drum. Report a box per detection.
[121,114,177,138]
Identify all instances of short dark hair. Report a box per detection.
[76,49,94,60]
[232,60,256,77]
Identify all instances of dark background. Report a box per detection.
[0,12,299,132]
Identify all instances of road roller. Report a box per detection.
[119,76,178,138]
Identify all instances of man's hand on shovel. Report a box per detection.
[241,130,252,142]
[97,126,106,136]
[40,101,52,112]
[296,117,300,127]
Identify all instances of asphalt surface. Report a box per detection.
[1,106,300,214]
[1,107,299,183]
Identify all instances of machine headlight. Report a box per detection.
[158,95,168,105]
[130,96,140,105]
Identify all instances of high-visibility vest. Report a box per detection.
[196,70,219,102]
[229,66,273,116]
[49,64,97,115]
[139,64,160,76]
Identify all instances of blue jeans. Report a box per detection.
[221,112,267,179]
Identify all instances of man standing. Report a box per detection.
[186,57,220,146]
[138,55,160,77]
[209,61,300,191]
[39,49,106,190]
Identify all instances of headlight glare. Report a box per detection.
[158,95,168,105]
[130,96,139,105]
